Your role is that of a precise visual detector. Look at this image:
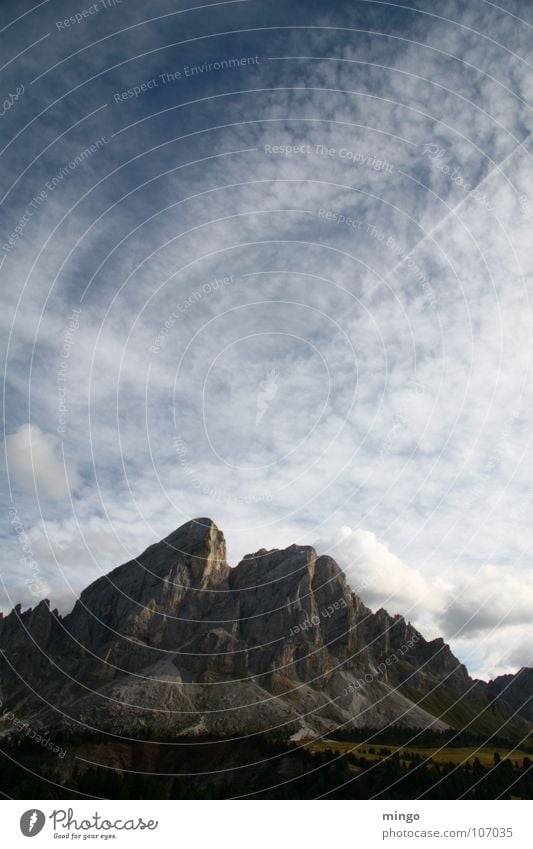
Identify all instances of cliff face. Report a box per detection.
[0,518,530,741]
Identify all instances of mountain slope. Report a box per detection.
[487,669,533,724]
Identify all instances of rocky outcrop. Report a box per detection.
[0,518,530,741]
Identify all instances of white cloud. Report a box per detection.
[315,525,445,617]
[451,625,533,681]
[440,563,533,637]
[4,423,78,501]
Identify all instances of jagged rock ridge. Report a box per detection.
[0,518,530,741]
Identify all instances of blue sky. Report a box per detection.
[1,0,532,679]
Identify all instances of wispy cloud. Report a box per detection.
[1,0,532,679]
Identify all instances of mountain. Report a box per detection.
[0,518,530,742]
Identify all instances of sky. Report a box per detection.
[1,0,532,680]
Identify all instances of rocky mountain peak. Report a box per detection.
[162,516,225,552]
[1,520,531,743]
[159,516,228,587]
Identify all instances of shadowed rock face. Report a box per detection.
[0,518,531,740]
